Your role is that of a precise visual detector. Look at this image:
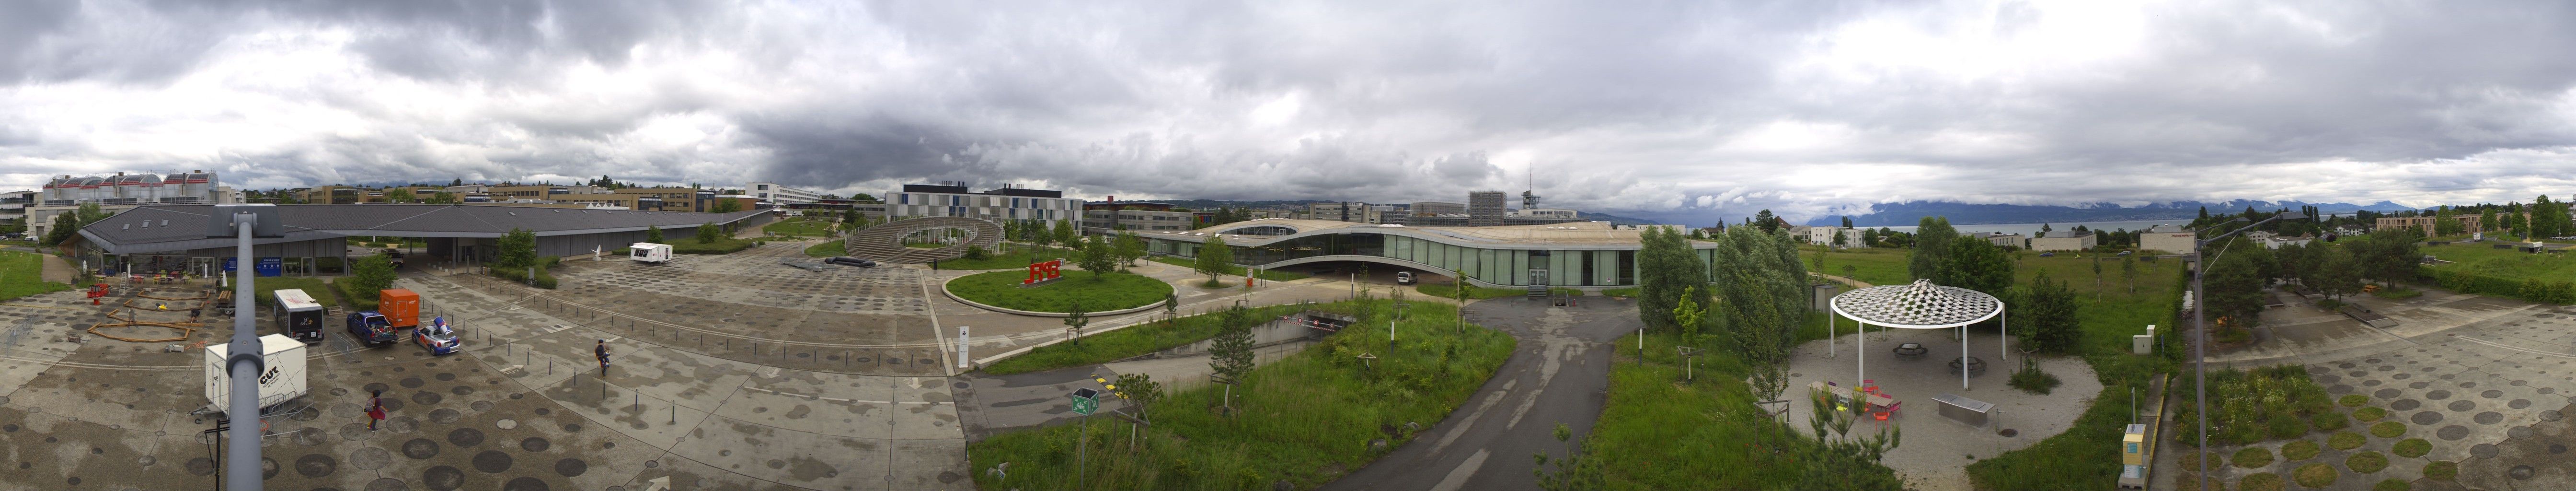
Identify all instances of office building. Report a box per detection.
[885,182,1081,230]
[2028,230,2097,252]
[28,171,236,240]
[1140,219,1718,290]
[2140,225,2195,254]
[1468,191,1506,227]
[744,182,824,205]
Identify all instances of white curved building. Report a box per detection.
[1139,219,1716,290]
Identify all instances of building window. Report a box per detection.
[758,185,769,190]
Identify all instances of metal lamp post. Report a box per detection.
[2190,210,2303,491]
[208,204,283,491]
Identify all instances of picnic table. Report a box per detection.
[1893,342,1927,357]
[1807,381,1897,410]
[1950,356,1986,375]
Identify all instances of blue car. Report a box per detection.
[345,312,398,347]
[414,317,461,355]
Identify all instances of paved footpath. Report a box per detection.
[1322,296,1639,491]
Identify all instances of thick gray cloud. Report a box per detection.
[3,0,2575,224]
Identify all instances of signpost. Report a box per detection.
[1070,387,1101,489]
[955,327,971,371]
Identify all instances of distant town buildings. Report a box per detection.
[2374,214,2513,237]
[1969,231,2026,249]
[2027,229,2097,252]
[2140,224,2196,254]
[28,171,236,240]
[1083,198,1195,234]
[1467,191,1507,227]
[744,182,824,205]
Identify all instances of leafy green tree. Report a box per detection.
[1062,302,1088,345]
[1532,421,1606,491]
[1832,229,1848,248]
[2014,270,2083,353]
[1193,236,1233,287]
[1708,225,1807,361]
[494,228,538,269]
[1673,286,1708,343]
[1635,226,1713,331]
[2310,246,2362,301]
[1841,216,1855,228]
[39,212,79,246]
[710,199,744,214]
[2203,237,2269,329]
[1753,209,1779,233]
[1051,220,1077,247]
[1908,216,1957,281]
[1115,232,1147,267]
[1208,304,1255,409]
[347,254,399,297]
[1076,234,1119,277]
[1937,237,2013,296]
[2348,230,2422,286]
[645,225,663,244]
[695,222,720,244]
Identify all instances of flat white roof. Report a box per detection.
[273,288,322,310]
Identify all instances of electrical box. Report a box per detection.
[2118,423,2150,489]
[2132,325,2155,354]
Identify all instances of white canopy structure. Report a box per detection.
[1828,280,2009,389]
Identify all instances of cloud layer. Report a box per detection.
[5,0,2576,223]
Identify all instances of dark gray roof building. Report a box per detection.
[71,204,775,277]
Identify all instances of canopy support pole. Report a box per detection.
[1960,324,1970,390]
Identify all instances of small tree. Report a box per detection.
[710,199,744,214]
[1031,221,1055,248]
[1077,234,1119,277]
[346,254,399,296]
[1208,305,1256,410]
[1063,303,1089,346]
[2015,271,2084,353]
[494,228,538,269]
[1052,220,1077,247]
[1532,421,1606,490]
[1193,236,1233,287]
[1115,232,1147,267]
[645,225,664,244]
[2120,255,2139,295]
[1673,286,1708,344]
[695,222,720,244]
[1162,292,1179,324]
[1114,373,1162,423]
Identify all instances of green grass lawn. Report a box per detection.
[762,218,836,237]
[1413,282,1526,300]
[251,276,343,309]
[937,244,1080,270]
[0,251,71,301]
[2424,240,2576,282]
[947,270,1173,313]
[982,303,1321,375]
[803,239,845,257]
[1802,245,1912,286]
[670,237,757,255]
[1147,255,1310,281]
[969,299,1516,490]
[1589,331,1902,488]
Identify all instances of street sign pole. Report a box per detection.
[1070,387,1101,490]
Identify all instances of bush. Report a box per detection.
[2281,440,2321,461]
[2345,451,2387,473]
[2009,363,2062,395]
[2391,438,2429,458]
[2267,414,2306,439]
[2369,421,2405,438]
[2370,479,2409,491]
[2353,407,2386,422]
[2338,394,2368,407]
[2311,411,2347,432]
[2232,447,2275,468]
[2239,473,2284,491]
[489,256,561,289]
[2291,463,2336,488]
[2421,461,2456,480]
[2328,431,2366,450]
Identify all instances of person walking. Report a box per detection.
[366,390,386,431]
[595,339,611,376]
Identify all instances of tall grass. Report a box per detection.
[1588,331,1898,489]
[968,300,1515,490]
[980,303,1330,375]
[0,251,72,301]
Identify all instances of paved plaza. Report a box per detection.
[2165,289,2576,491]
[1785,327,2103,491]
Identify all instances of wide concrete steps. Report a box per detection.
[841,216,1005,264]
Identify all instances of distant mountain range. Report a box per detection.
[1805,200,2422,227]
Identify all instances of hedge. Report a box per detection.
[490,256,561,289]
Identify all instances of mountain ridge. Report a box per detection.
[1805,200,2421,227]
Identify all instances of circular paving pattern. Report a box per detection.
[2426,389,2452,400]
[429,408,461,424]
[521,437,550,453]
[2512,426,2536,440]
[447,428,484,447]
[2450,400,2477,412]
[2474,444,2501,459]
[2477,411,2505,424]
[401,438,441,459]
[554,458,587,477]
[421,465,465,491]
[2510,465,2535,479]
[2484,389,2505,398]
[502,477,551,491]
[2392,399,2422,411]
[2512,399,2533,409]
[2414,411,2444,425]
[2375,388,2402,399]
[472,450,514,473]
[365,477,407,491]
[295,453,335,478]
[2437,425,2472,441]
[349,447,392,470]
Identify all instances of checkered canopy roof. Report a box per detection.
[1828,279,2004,328]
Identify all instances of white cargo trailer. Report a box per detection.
[204,333,310,415]
[630,243,674,264]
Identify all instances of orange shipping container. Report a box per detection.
[379,289,421,329]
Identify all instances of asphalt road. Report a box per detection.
[1321,295,1639,491]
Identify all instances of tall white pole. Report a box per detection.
[1960,325,1969,389]
[224,217,264,491]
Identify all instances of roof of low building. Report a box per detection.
[78,204,771,254]
[1146,218,1711,248]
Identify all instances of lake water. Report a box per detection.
[1863,219,2191,236]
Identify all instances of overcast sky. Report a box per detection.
[5,0,2576,223]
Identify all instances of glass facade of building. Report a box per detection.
[1146,231,1709,288]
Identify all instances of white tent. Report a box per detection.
[1827,280,2009,389]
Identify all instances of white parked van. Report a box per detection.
[630,243,673,264]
